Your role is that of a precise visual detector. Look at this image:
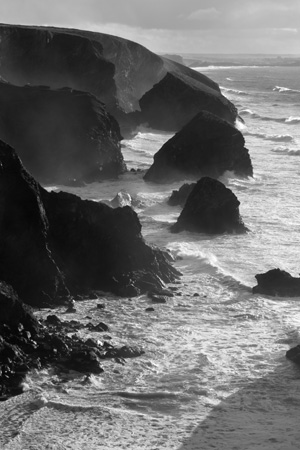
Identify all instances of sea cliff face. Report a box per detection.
[0,82,125,184]
[0,24,237,133]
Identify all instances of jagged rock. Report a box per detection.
[0,141,68,305]
[253,269,300,297]
[171,177,248,234]
[0,24,238,134]
[168,183,196,207]
[0,141,179,305]
[144,111,253,183]
[0,82,125,184]
[110,191,132,208]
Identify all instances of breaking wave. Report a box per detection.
[221,86,249,96]
[273,86,300,94]
[239,109,300,125]
[244,131,294,142]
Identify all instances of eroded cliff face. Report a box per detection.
[144,110,253,183]
[0,24,238,132]
[0,140,179,305]
[0,82,125,184]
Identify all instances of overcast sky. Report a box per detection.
[1,0,299,54]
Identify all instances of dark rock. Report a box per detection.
[87,322,109,332]
[171,177,248,234]
[151,296,167,304]
[0,141,68,305]
[0,82,125,184]
[63,349,104,373]
[45,315,62,326]
[145,307,155,312]
[193,293,200,297]
[97,303,105,309]
[65,306,77,314]
[168,183,196,207]
[106,345,144,359]
[253,269,300,297]
[0,24,237,134]
[88,293,98,300]
[0,140,179,305]
[286,345,300,364]
[144,111,253,183]
[139,71,237,131]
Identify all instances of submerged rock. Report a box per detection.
[144,110,253,183]
[0,82,125,184]
[171,177,248,234]
[0,24,238,133]
[0,140,180,305]
[253,269,300,297]
[286,345,300,364]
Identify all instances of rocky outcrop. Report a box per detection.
[0,140,68,305]
[0,82,125,184]
[253,269,300,297]
[0,282,147,399]
[286,345,300,365]
[0,24,238,133]
[0,140,179,305]
[168,183,196,207]
[171,177,248,234]
[144,111,253,183]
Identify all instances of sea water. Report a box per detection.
[1,64,300,449]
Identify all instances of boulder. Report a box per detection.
[0,82,125,184]
[144,110,253,183]
[110,191,132,208]
[168,183,196,207]
[0,24,238,134]
[171,177,248,234]
[253,269,300,297]
[0,140,180,305]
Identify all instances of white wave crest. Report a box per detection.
[273,86,300,94]
[244,131,294,142]
[285,116,300,124]
[221,86,249,96]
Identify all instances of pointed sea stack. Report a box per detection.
[171,177,248,234]
[144,111,253,184]
[253,269,300,297]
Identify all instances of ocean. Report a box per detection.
[1,63,300,449]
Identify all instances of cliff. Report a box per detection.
[0,24,238,133]
[144,110,253,183]
[0,140,179,305]
[0,82,125,184]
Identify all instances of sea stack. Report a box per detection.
[144,110,253,183]
[171,177,248,234]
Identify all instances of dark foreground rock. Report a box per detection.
[253,269,300,297]
[0,282,145,400]
[0,82,125,184]
[171,177,248,234]
[144,111,253,183]
[0,140,180,305]
[0,24,238,133]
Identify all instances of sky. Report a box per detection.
[0,0,299,54]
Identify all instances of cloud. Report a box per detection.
[187,7,220,21]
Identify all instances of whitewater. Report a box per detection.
[1,65,300,449]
